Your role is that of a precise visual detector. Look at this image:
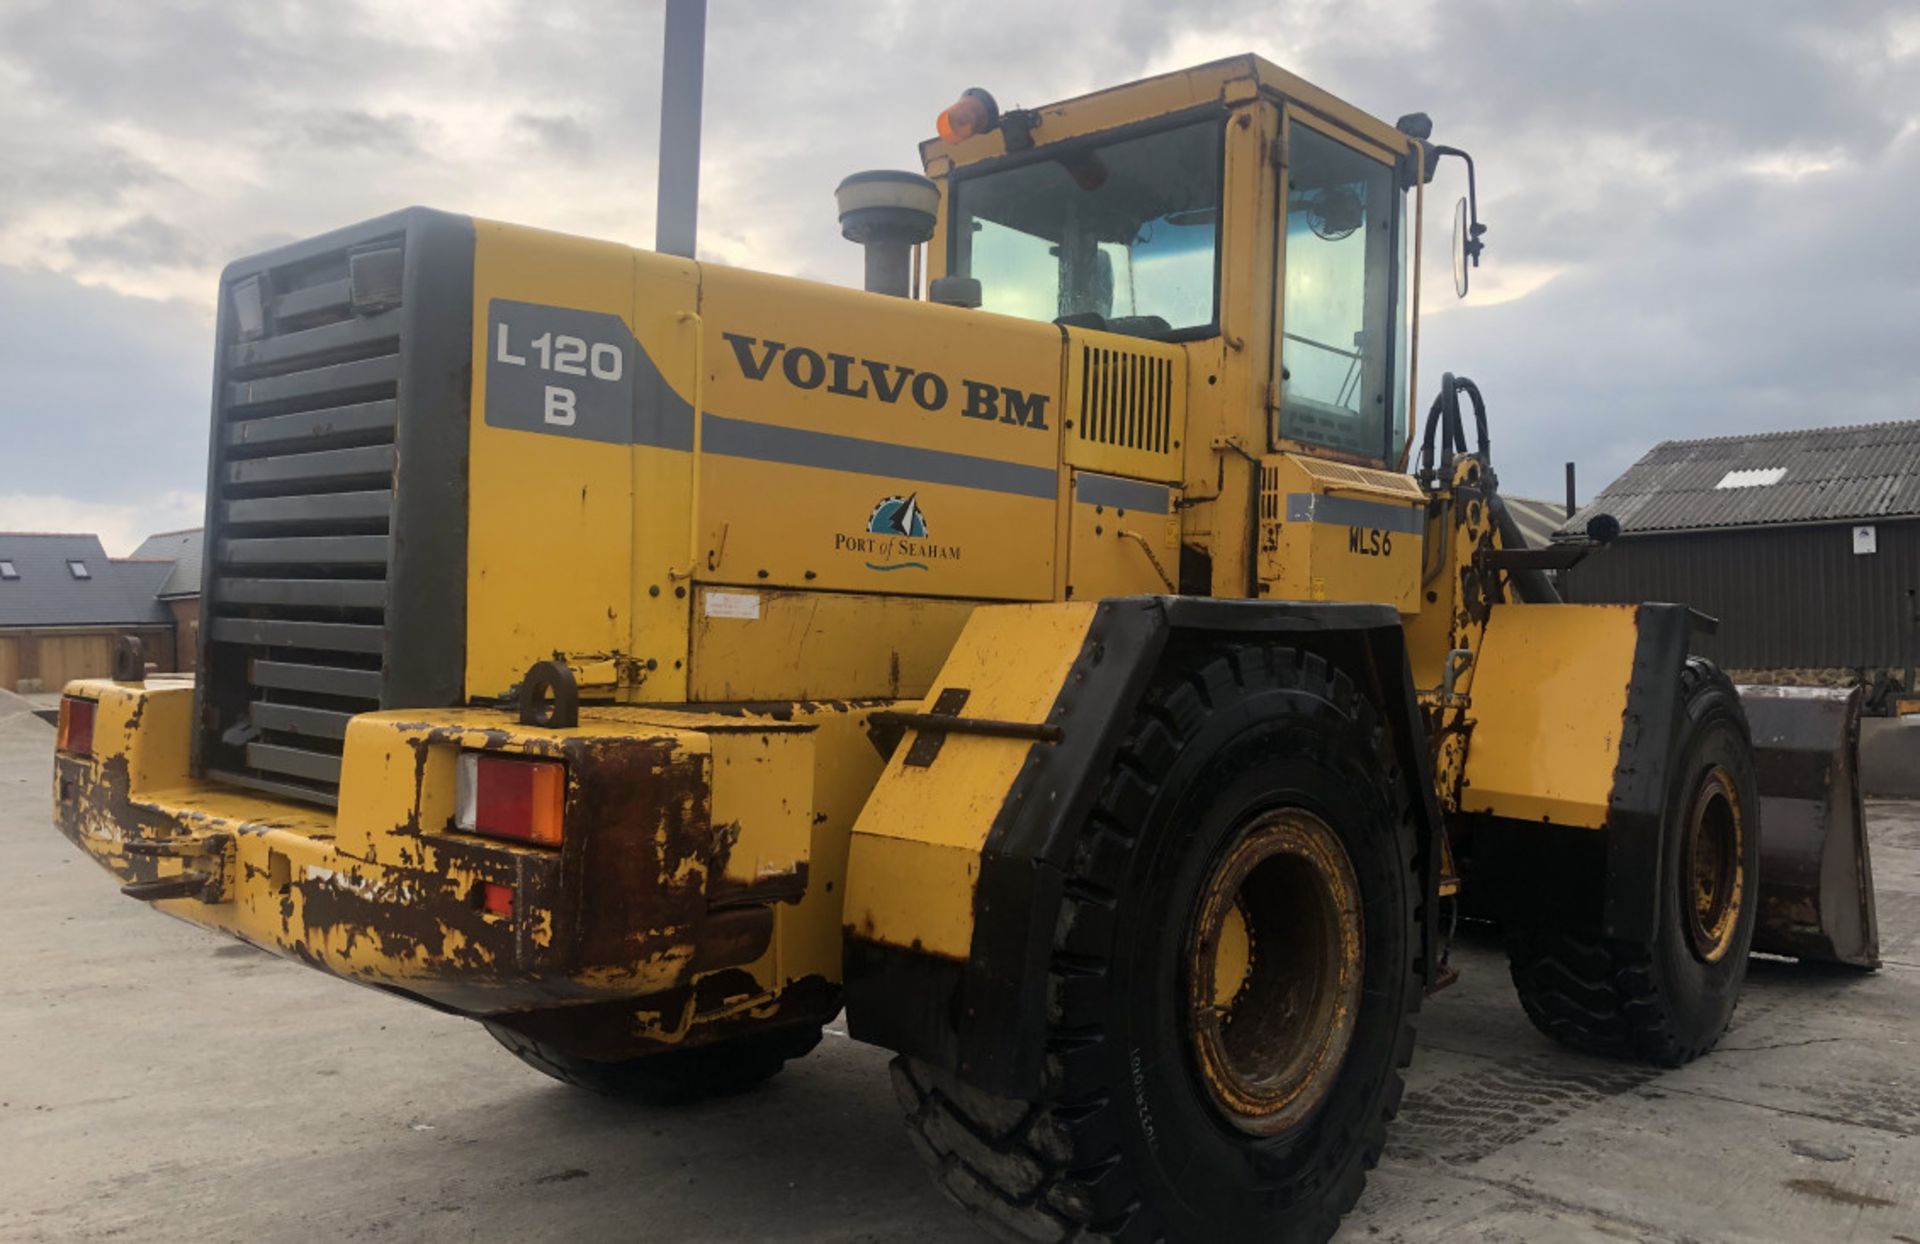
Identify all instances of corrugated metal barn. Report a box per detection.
[1563,421,1920,705]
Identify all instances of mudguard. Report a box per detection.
[841,595,1441,1098]
[1464,605,1881,969]
[1460,602,1693,945]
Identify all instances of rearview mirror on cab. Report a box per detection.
[1452,197,1470,298]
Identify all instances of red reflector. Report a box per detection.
[456,754,565,846]
[57,698,96,756]
[481,883,515,917]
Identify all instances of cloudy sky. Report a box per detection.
[2,0,1915,552]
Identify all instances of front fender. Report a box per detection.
[842,596,1441,1098]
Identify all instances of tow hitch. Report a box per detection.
[119,831,234,904]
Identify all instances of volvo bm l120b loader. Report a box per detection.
[54,55,1876,1242]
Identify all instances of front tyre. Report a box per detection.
[896,646,1423,1243]
[1507,656,1761,1065]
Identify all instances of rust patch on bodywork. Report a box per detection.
[688,905,774,972]
[556,735,713,973]
[55,689,851,1024]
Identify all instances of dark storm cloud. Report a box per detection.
[0,142,169,208]
[1301,0,1920,497]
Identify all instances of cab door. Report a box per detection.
[1270,109,1413,469]
[1260,107,1425,611]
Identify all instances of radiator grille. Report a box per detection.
[197,210,473,807]
[203,243,400,800]
[1078,345,1173,454]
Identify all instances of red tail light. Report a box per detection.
[480,883,515,917]
[57,698,96,756]
[455,753,565,846]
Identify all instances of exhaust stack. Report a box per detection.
[836,171,938,298]
[655,0,705,258]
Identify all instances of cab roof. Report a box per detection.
[919,55,1419,175]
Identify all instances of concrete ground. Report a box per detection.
[0,697,1913,1243]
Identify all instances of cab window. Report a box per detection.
[1278,124,1400,458]
[949,118,1223,339]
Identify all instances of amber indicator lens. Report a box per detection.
[455,753,565,847]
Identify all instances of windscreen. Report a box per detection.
[949,117,1224,338]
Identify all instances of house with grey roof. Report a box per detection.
[0,529,202,692]
[127,528,205,675]
[1563,421,1920,709]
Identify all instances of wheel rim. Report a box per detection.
[1186,808,1364,1136]
[1681,765,1745,963]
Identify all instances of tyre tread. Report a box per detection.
[897,643,1424,1243]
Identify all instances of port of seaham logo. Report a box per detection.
[831,494,962,572]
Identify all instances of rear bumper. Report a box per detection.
[52,679,757,1016]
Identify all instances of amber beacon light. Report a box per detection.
[936,87,1000,143]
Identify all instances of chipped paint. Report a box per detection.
[54,676,881,1054]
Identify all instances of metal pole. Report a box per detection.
[655,0,706,257]
[1565,462,1577,517]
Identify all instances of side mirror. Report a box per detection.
[1452,197,1470,298]
[1431,145,1488,299]
[1585,513,1621,545]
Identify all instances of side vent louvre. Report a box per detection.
[1078,345,1173,454]
[1261,464,1281,521]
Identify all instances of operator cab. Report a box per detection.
[922,57,1481,474]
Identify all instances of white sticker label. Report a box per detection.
[704,590,761,620]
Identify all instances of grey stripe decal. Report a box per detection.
[701,413,1059,500]
[1286,492,1422,534]
[638,376,695,450]
[1076,473,1171,514]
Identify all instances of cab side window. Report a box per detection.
[1279,125,1397,458]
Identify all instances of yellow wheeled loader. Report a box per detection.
[50,50,1875,1243]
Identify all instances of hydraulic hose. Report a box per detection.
[1417,373,1490,484]
[1422,371,1558,602]
[1488,491,1563,604]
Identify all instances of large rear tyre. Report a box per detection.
[484,1020,823,1105]
[896,645,1424,1243]
[1506,657,1760,1065]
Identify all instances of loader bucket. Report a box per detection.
[1738,684,1880,968]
